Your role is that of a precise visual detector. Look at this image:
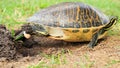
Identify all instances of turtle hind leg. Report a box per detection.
[88,32,98,48]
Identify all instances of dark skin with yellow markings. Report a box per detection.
[15,2,118,48]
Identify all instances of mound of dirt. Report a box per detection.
[0,25,17,60]
[0,24,68,61]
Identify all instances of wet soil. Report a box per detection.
[0,24,120,68]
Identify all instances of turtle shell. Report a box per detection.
[26,2,111,42]
[27,2,109,28]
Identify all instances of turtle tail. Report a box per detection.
[103,16,118,30]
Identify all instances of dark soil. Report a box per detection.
[0,25,17,60]
[0,24,68,61]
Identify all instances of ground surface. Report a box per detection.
[0,24,120,68]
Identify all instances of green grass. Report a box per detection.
[28,51,94,68]
[105,60,120,68]
[28,53,67,68]
[74,54,95,68]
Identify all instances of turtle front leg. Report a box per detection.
[14,31,31,41]
[88,32,98,48]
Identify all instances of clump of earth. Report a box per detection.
[0,24,68,61]
[0,24,18,60]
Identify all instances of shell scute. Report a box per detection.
[72,30,80,33]
[27,2,109,28]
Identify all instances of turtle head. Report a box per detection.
[30,23,49,36]
[14,23,49,41]
[14,24,33,41]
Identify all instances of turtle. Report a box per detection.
[15,2,118,48]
